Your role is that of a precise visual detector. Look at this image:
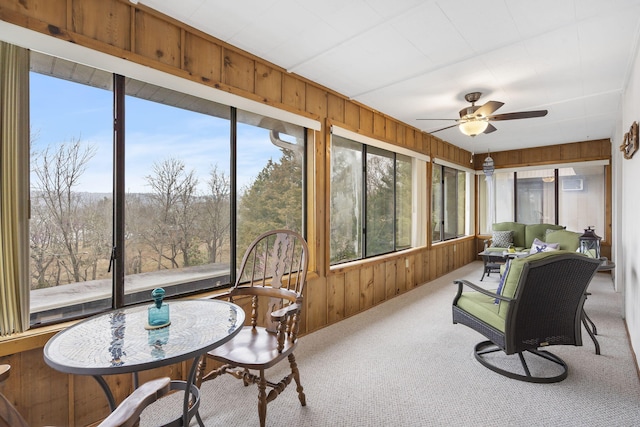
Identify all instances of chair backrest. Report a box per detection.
[232,229,309,334]
[0,365,29,427]
[500,251,601,354]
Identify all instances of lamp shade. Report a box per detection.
[579,227,601,258]
[459,119,488,137]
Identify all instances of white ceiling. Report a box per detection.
[139,0,640,154]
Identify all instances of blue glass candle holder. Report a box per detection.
[147,288,170,328]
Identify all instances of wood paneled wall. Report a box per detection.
[0,1,611,425]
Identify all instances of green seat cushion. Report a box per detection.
[545,229,581,252]
[456,291,504,332]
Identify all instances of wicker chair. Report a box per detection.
[0,364,170,427]
[197,229,309,427]
[452,251,601,383]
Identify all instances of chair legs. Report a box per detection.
[199,354,306,427]
[474,341,569,383]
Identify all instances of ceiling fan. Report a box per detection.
[417,92,548,137]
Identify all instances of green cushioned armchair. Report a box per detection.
[452,251,601,383]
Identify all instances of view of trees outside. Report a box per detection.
[396,154,412,249]
[431,165,442,243]
[432,164,466,242]
[29,59,304,320]
[30,69,113,292]
[330,136,363,264]
[366,147,395,257]
[330,135,413,264]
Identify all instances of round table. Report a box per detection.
[44,299,244,427]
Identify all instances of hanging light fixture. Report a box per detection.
[482,153,495,176]
[459,119,489,137]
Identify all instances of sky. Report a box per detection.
[30,72,286,194]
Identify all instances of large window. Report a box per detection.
[330,134,414,265]
[29,52,306,325]
[432,164,467,243]
[478,163,606,235]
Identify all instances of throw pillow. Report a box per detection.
[491,230,513,248]
[529,237,560,254]
[495,261,511,304]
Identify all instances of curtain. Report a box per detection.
[0,41,30,335]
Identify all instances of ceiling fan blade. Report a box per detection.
[416,118,458,121]
[430,123,459,133]
[474,101,504,117]
[483,123,497,134]
[489,110,548,121]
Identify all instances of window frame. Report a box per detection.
[28,52,310,327]
[329,126,429,266]
[431,163,470,243]
[477,161,608,236]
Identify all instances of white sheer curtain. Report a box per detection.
[0,41,30,335]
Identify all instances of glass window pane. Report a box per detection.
[330,136,363,264]
[559,165,605,235]
[29,54,113,324]
[457,170,466,236]
[443,167,459,239]
[365,147,394,257]
[516,169,555,224]
[236,110,305,261]
[431,165,442,243]
[495,172,514,223]
[396,154,412,249]
[124,79,231,303]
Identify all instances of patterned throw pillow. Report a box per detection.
[529,237,560,254]
[495,261,511,304]
[490,230,513,248]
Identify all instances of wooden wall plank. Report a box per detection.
[385,118,397,142]
[345,270,360,317]
[282,74,306,111]
[183,33,221,83]
[385,259,397,298]
[327,93,345,122]
[134,10,181,68]
[327,273,345,324]
[222,49,255,93]
[360,265,374,311]
[72,0,131,50]
[305,85,327,119]
[373,113,385,139]
[344,100,360,129]
[305,277,328,332]
[360,107,374,134]
[255,62,282,103]
[0,0,67,27]
[373,262,386,305]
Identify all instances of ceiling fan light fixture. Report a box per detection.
[459,119,489,137]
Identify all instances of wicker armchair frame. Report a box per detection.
[453,253,601,383]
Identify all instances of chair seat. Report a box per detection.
[208,326,297,369]
[456,291,505,333]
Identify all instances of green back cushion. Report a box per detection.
[497,250,577,318]
[525,223,564,248]
[493,222,526,248]
[545,229,581,252]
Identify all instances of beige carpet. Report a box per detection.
[141,261,640,426]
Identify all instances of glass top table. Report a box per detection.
[44,299,244,426]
